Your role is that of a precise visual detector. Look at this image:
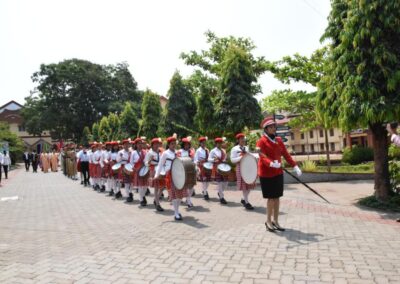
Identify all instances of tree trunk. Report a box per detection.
[370,123,390,201]
[324,129,331,173]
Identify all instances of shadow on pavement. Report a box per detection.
[274,228,324,249]
[186,205,210,213]
[163,216,209,229]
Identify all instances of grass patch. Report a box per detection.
[313,162,374,174]
[358,195,400,212]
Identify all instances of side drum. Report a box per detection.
[171,157,197,190]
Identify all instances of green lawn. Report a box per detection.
[312,162,374,174]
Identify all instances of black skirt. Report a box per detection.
[260,174,284,199]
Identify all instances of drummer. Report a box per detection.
[117,139,133,202]
[108,141,119,197]
[88,143,96,189]
[230,133,255,210]
[103,142,113,194]
[155,135,187,221]
[194,137,211,200]
[208,137,229,204]
[256,117,302,232]
[92,143,104,192]
[177,137,195,208]
[130,137,148,207]
[144,138,165,212]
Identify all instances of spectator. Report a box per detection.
[2,151,11,179]
[0,150,3,186]
[386,123,400,222]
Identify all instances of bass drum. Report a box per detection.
[171,157,197,190]
[240,153,258,184]
[139,165,150,178]
[123,163,134,175]
[112,162,122,174]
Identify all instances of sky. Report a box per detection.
[0,0,331,105]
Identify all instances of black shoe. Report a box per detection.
[160,192,164,199]
[80,181,84,185]
[397,218,400,222]
[272,222,285,231]
[115,191,122,199]
[174,214,183,221]
[191,190,196,197]
[146,188,150,196]
[204,193,210,200]
[101,185,106,192]
[265,222,275,232]
[220,198,227,205]
[140,200,147,206]
[245,203,254,210]
[108,191,114,196]
[126,193,133,203]
[156,204,164,212]
[241,199,246,207]
[187,202,193,208]
[143,196,147,205]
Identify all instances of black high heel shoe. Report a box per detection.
[272,222,285,231]
[265,222,275,232]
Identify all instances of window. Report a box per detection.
[310,130,314,139]
[18,125,25,132]
[301,145,305,153]
[311,144,315,152]
[301,133,304,140]
[320,143,325,151]
[290,132,294,140]
[330,143,335,151]
[319,129,324,137]
[329,129,334,136]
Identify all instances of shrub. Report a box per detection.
[342,146,374,165]
[301,160,317,172]
[389,144,400,160]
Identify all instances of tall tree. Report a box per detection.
[107,113,121,141]
[141,89,162,139]
[120,102,139,138]
[23,59,139,142]
[164,71,197,136]
[98,116,111,142]
[318,0,400,200]
[92,122,99,142]
[81,126,91,146]
[181,31,265,135]
[216,45,262,135]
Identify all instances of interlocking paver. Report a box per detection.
[0,166,400,283]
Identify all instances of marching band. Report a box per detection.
[37,117,303,230]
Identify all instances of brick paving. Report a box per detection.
[0,166,399,283]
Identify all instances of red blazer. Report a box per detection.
[256,134,297,178]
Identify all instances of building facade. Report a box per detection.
[0,100,53,152]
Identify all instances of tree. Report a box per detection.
[141,89,162,139]
[163,71,197,136]
[81,126,91,146]
[98,116,111,142]
[120,102,139,138]
[23,59,139,142]
[262,48,333,170]
[92,122,99,142]
[181,31,265,135]
[317,0,400,200]
[107,113,121,141]
[216,45,262,135]
[0,122,24,164]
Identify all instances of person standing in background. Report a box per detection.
[0,151,3,185]
[23,150,30,171]
[2,151,11,179]
[31,150,39,173]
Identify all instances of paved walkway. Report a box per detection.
[0,167,399,283]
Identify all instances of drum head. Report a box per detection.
[139,166,149,176]
[112,163,121,170]
[218,163,231,172]
[171,158,185,190]
[240,154,258,184]
[203,162,213,170]
[124,164,133,172]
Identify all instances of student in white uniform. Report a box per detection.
[208,137,228,204]
[194,137,211,200]
[177,137,195,207]
[117,139,133,202]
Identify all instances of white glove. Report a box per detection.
[293,165,302,177]
[269,161,281,169]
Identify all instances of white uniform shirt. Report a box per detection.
[110,152,118,162]
[93,150,104,167]
[230,145,249,164]
[144,149,160,167]
[117,149,130,165]
[194,147,209,164]
[0,153,4,164]
[208,147,227,163]
[178,148,194,160]
[78,151,90,162]
[76,150,83,159]
[102,150,110,165]
[87,150,93,164]
[130,150,146,166]
[155,149,176,178]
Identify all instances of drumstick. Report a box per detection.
[258,151,330,204]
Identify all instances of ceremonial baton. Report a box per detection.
[283,168,330,204]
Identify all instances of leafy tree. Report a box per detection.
[92,122,99,142]
[80,126,91,146]
[107,113,121,141]
[98,116,111,142]
[317,0,400,200]
[23,59,139,142]
[0,122,24,164]
[141,89,162,139]
[217,45,262,135]
[164,71,197,136]
[120,102,139,138]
